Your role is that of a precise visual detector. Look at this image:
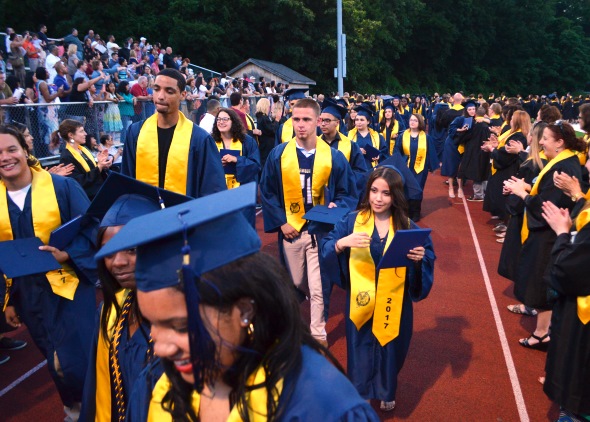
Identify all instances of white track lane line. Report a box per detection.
[461,198,530,422]
[0,360,47,398]
[256,209,262,216]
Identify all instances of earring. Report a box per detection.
[69,138,75,143]
[246,322,255,339]
[242,318,249,324]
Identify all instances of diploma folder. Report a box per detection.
[377,228,432,270]
[220,149,240,175]
[49,215,84,251]
[0,237,62,278]
[463,117,473,129]
[363,143,380,160]
[303,205,349,225]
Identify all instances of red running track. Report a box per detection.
[0,172,559,421]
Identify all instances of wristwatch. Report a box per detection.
[571,192,584,202]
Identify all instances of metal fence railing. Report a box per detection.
[0,100,156,159]
[1,95,285,160]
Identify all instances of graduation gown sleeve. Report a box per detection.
[260,143,289,233]
[550,226,590,296]
[235,135,261,185]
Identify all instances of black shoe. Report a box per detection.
[467,196,484,202]
[0,337,28,351]
[0,355,9,365]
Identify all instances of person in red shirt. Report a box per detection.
[129,76,152,119]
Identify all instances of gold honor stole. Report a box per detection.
[245,114,254,132]
[280,117,293,143]
[95,289,129,422]
[349,211,406,346]
[335,132,352,162]
[402,130,427,174]
[520,149,576,243]
[216,139,242,190]
[0,167,79,301]
[147,367,284,422]
[575,201,590,324]
[65,143,96,172]
[348,128,381,168]
[491,129,521,175]
[281,139,332,231]
[136,112,192,195]
[382,120,399,155]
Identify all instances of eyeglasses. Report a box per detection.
[216,117,231,123]
[320,118,337,124]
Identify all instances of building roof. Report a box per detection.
[228,58,316,86]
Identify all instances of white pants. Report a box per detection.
[282,230,326,341]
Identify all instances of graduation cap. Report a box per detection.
[464,100,478,109]
[96,183,261,394]
[321,98,348,120]
[335,98,349,108]
[377,155,424,201]
[87,172,191,228]
[354,102,375,119]
[0,237,61,278]
[95,182,261,292]
[283,88,307,102]
[303,204,350,225]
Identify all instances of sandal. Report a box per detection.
[448,186,455,198]
[457,188,464,199]
[380,400,396,411]
[519,333,550,351]
[507,304,538,316]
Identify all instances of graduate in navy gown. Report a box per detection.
[211,107,261,228]
[379,98,401,158]
[0,125,97,420]
[320,167,435,412]
[429,98,451,163]
[394,113,439,221]
[80,172,192,421]
[98,185,379,421]
[320,98,367,194]
[347,103,388,170]
[121,68,226,198]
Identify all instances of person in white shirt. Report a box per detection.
[45,45,61,84]
[199,98,221,134]
[106,35,120,58]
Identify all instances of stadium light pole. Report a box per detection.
[336,0,345,96]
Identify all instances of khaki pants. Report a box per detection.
[283,230,326,341]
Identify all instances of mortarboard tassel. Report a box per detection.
[177,210,216,393]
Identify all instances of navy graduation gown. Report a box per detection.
[122,118,227,198]
[0,175,97,407]
[440,116,466,178]
[394,133,439,198]
[320,213,435,401]
[126,358,165,421]
[224,134,261,228]
[351,131,388,170]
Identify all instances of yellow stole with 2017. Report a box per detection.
[520,149,576,243]
[402,130,427,174]
[348,128,381,168]
[0,167,78,303]
[95,289,129,422]
[574,197,590,325]
[281,139,332,231]
[349,210,406,346]
[216,139,242,190]
[147,366,284,421]
[280,117,293,143]
[65,143,96,172]
[382,120,399,155]
[136,112,192,195]
[491,129,522,175]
